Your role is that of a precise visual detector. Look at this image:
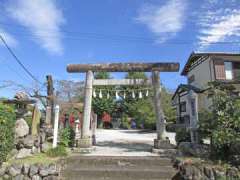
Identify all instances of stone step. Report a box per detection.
[61,178,171,180]
[61,156,177,180]
[61,168,176,180]
[64,164,174,172]
[65,155,173,167]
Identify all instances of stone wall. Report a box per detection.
[0,163,60,180]
[14,118,52,159]
[172,158,240,180]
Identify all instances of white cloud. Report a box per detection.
[0,29,18,47]
[197,1,240,49]
[136,0,187,42]
[6,0,65,55]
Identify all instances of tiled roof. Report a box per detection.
[172,84,204,100]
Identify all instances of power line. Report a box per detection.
[0,58,31,83]
[0,21,240,45]
[6,28,240,45]
[0,34,43,85]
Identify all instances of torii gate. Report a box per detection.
[67,62,179,150]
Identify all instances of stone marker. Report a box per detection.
[32,105,41,136]
[45,106,52,126]
[15,118,29,138]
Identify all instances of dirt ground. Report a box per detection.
[86,129,176,156]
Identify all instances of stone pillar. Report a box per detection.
[79,71,93,148]
[188,91,199,143]
[152,71,173,150]
[152,71,165,140]
[74,119,80,147]
[92,113,97,145]
[45,106,52,126]
[31,105,41,136]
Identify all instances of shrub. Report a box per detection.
[46,145,67,157]
[175,128,191,144]
[0,103,16,165]
[59,127,75,147]
[198,110,213,139]
[120,114,130,129]
[198,82,240,160]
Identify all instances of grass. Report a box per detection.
[5,146,71,166]
[6,153,61,165]
[46,145,68,157]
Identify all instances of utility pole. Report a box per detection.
[46,75,55,126]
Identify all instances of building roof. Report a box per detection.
[181,52,240,76]
[59,102,83,113]
[172,84,204,100]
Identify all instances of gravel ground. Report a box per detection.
[85,129,176,156]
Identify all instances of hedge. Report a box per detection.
[0,103,16,165]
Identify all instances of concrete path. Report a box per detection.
[86,129,176,156]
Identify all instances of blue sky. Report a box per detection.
[0,0,240,97]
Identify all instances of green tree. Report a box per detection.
[199,82,240,160]
[161,87,176,124]
[0,103,16,165]
[92,72,115,119]
[121,72,176,129]
[119,72,154,128]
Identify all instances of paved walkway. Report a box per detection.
[86,129,176,156]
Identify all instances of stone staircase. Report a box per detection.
[60,156,177,180]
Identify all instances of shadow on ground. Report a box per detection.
[96,141,152,153]
[120,130,156,134]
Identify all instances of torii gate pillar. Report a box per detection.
[152,71,165,140]
[78,70,93,148]
[152,71,174,150]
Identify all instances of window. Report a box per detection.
[224,62,233,80]
[214,61,226,80]
[191,99,196,116]
[214,61,235,80]
[180,102,186,112]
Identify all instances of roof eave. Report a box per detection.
[180,52,195,76]
[181,52,240,76]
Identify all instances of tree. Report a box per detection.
[91,71,175,130]
[116,72,156,129]
[120,72,176,129]
[161,87,176,124]
[0,103,16,165]
[55,80,85,103]
[199,82,240,160]
[92,72,115,119]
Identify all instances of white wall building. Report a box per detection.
[172,52,240,142]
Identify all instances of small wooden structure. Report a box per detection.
[67,62,179,149]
